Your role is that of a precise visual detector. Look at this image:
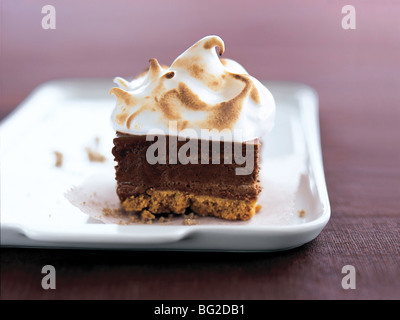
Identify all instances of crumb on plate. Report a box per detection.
[54,151,63,167]
[298,209,306,218]
[86,147,106,162]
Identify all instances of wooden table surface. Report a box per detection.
[1,0,399,300]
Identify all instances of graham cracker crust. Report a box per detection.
[122,188,257,221]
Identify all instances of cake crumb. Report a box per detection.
[255,204,262,213]
[86,147,106,162]
[54,151,63,167]
[182,212,199,225]
[102,208,112,216]
[183,218,198,225]
[128,214,139,223]
[141,210,155,220]
[158,215,172,224]
[298,209,306,218]
[158,216,166,223]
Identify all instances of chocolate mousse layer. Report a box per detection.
[112,132,261,202]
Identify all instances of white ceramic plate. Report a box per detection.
[0,79,330,251]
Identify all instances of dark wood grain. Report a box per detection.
[1,0,399,300]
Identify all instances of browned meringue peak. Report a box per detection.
[170,36,227,91]
[110,35,275,141]
[113,59,169,91]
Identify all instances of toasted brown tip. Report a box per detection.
[203,36,225,56]
[165,71,175,79]
[110,87,134,105]
[148,58,163,80]
[114,77,129,89]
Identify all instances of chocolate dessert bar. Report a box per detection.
[109,35,275,220]
[112,133,261,220]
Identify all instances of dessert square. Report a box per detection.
[109,35,275,221]
[112,133,261,220]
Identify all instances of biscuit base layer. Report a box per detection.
[122,189,258,221]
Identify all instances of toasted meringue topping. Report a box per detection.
[110,35,275,141]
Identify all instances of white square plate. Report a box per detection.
[0,79,330,251]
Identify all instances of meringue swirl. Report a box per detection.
[110,35,275,141]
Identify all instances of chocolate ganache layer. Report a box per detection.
[112,132,261,202]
